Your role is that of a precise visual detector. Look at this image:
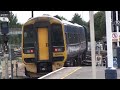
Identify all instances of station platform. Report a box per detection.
[38,66,120,79]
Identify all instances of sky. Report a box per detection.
[12,11,98,24]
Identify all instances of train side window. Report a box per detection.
[77,27,79,40]
[64,25,68,43]
[69,33,71,44]
[67,33,70,44]
[24,32,27,38]
[77,27,80,43]
[71,33,73,44]
[72,33,74,44]
[51,24,64,46]
[79,27,83,42]
[65,33,69,44]
[75,27,79,42]
[83,26,87,42]
[78,34,80,43]
[80,27,86,42]
[76,34,79,43]
[82,27,85,41]
[74,34,76,43]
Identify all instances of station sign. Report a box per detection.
[0,11,10,17]
[112,32,120,42]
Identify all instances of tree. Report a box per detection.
[94,11,106,41]
[86,21,90,41]
[6,12,22,46]
[0,11,22,28]
[54,15,67,20]
[71,13,89,41]
[71,13,87,26]
[71,13,88,30]
[0,11,22,45]
[8,11,22,28]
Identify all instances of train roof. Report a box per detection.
[26,14,62,23]
[25,15,83,28]
[61,20,83,27]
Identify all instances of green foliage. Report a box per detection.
[9,34,21,45]
[87,11,106,41]
[71,13,88,26]
[86,21,90,41]
[8,11,22,28]
[71,13,83,24]
[54,15,67,20]
[94,11,106,41]
[8,12,22,45]
[71,13,89,41]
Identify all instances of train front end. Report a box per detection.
[22,16,67,77]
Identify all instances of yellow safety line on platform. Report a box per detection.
[60,67,82,79]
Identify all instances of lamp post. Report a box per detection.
[89,11,96,79]
[32,11,33,18]
[105,11,117,79]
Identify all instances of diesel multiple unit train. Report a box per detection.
[22,15,88,77]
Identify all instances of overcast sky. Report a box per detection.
[12,11,98,24]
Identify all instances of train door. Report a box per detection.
[38,28,49,60]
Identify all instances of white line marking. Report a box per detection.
[38,67,65,79]
[60,67,81,79]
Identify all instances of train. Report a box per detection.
[22,15,88,77]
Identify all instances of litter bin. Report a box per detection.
[117,47,120,68]
[105,67,117,79]
[113,58,118,68]
[105,57,108,68]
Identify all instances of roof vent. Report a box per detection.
[43,14,50,16]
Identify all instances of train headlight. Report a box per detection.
[30,49,34,53]
[24,49,34,54]
[54,48,63,52]
[55,48,58,52]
